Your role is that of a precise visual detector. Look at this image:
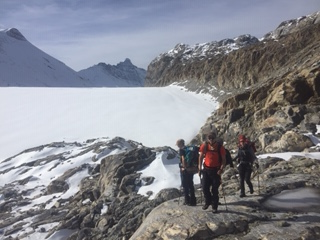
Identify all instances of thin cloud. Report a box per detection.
[0,0,319,70]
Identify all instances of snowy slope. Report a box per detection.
[0,28,89,87]
[0,28,145,87]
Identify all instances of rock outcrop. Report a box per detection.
[145,11,320,153]
[145,11,320,93]
[1,138,320,240]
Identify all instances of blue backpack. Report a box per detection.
[184,145,199,174]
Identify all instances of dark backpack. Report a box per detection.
[184,145,199,173]
[248,140,257,153]
[225,148,234,167]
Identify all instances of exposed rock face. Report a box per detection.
[0,139,182,240]
[144,10,320,153]
[145,11,320,94]
[145,34,259,87]
[5,28,27,41]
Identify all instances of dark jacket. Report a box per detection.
[234,143,256,165]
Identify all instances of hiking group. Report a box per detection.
[176,132,258,213]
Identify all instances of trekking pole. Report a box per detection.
[199,171,203,204]
[257,169,260,195]
[253,162,260,195]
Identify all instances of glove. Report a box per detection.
[254,162,259,169]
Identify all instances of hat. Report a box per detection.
[239,135,246,141]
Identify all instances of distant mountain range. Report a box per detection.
[78,59,145,87]
[145,11,320,89]
[0,28,145,87]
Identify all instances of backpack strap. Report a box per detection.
[203,141,222,164]
[202,141,208,155]
[217,142,222,164]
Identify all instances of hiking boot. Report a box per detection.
[250,189,254,194]
[190,197,197,206]
[211,204,218,210]
[184,196,190,206]
[202,204,210,210]
[240,193,246,198]
[212,208,218,214]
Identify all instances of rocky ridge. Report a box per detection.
[145,11,320,97]
[1,137,320,239]
[145,11,320,153]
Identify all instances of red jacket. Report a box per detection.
[200,142,226,168]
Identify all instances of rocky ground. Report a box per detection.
[0,137,320,239]
[131,156,320,240]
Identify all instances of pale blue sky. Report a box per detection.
[1,0,319,71]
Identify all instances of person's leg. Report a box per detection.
[181,171,190,205]
[211,171,220,211]
[238,164,246,197]
[187,173,196,206]
[245,166,254,194]
[202,171,212,209]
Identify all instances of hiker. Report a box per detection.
[176,139,197,206]
[234,135,258,197]
[198,132,226,213]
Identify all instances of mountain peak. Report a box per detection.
[78,58,146,87]
[4,28,27,41]
[117,58,133,67]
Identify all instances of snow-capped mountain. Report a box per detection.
[0,28,145,87]
[263,11,320,40]
[150,34,259,66]
[78,58,146,87]
[0,28,90,87]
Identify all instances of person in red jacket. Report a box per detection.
[198,132,226,213]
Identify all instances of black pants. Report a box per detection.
[202,168,220,209]
[181,171,196,204]
[238,163,253,195]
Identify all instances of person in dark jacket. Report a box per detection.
[234,135,257,197]
[176,139,197,206]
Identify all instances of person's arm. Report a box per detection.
[181,155,186,169]
[198,145,204,175]
[179,148,186,170]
